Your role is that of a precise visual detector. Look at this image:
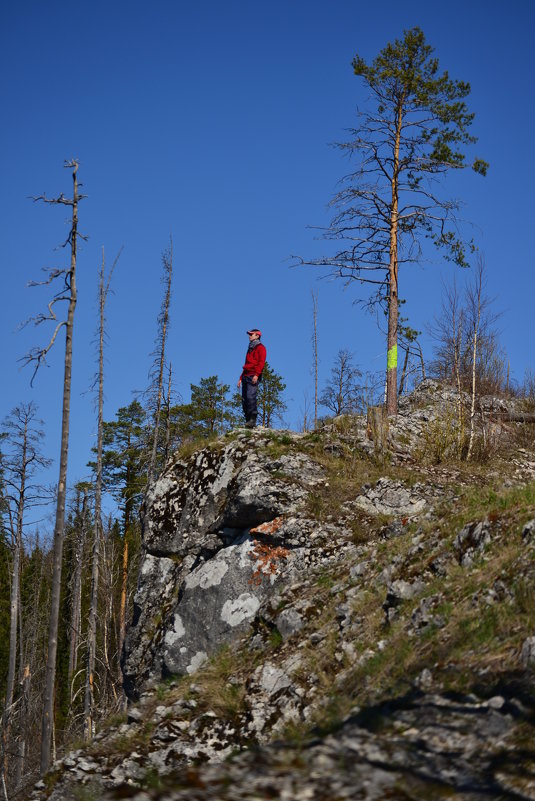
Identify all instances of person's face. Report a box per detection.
[249,333,259,341]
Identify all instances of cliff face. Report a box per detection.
[33,382,535,801]
[122,435,326,695]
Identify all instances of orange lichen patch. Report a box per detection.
[248,539,290,586]
[250,516,285,536]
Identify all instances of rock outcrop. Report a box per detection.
[123,433,326,697]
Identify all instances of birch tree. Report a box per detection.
[320,350,362,416]
[297,27,487,415]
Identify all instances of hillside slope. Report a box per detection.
[32,381,535,801]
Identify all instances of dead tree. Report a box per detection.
[22,160,86,775]
[84,248,119,740]
[148,241,173,483]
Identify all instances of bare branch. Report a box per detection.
[20,321,67,385]
[27,267,67,287]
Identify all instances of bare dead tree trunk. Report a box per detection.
[311,291,318,429]
[84,248,118,740]
[418,342,426,380]
[301,391,311,433]
[148,241,173,483]
[39,161,84,775]
[398,346,410,396]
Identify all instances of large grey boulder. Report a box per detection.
[159,534,291,677]
[123,432,324,698]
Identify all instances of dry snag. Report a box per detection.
[23,160,86,775]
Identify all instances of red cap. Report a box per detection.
[246,329,262,337]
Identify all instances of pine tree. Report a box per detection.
[298,28,487,415]
[98,401,148,671]
[256,364,287,428]
[186,377,238,437]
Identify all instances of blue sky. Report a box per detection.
[1,0,534,514]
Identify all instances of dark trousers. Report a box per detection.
[241,376,258,421]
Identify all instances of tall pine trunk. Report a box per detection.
[385,100,403,416]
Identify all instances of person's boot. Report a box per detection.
[245,415,257,429]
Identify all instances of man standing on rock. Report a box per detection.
[238,328,266,428]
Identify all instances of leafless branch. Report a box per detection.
[26,267,67,287]
[20,322,67,385]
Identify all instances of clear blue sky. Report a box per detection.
[1,0,534,511]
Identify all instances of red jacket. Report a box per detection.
[241,343,266,379]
